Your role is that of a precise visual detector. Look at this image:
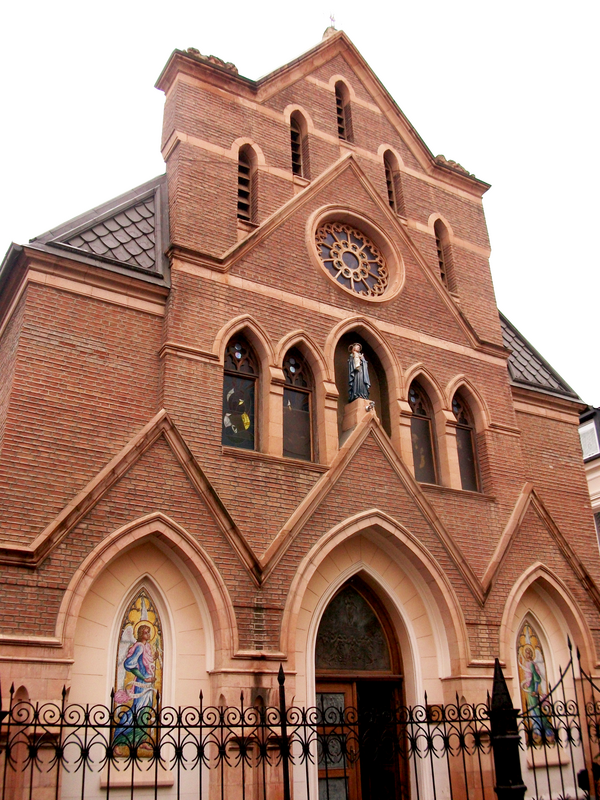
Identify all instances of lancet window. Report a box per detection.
[222,337,258,450]
[335,82,353,142]
[408,381,438,484]
[452,393,479,491]
[283,349,314,461]
[237,147,257,222]
[290,113,310,179]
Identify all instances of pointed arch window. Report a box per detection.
[283,348,314,461]
[434,220,455,291]
[113,587,163,757]
[237,147,257,223]
[452,393,480,492]
[290,113,310,179]
[222,336,258,450]
[408,381,438,484]
[335,82,353,142]
[383,150,405,215]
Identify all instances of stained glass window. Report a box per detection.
[516,620,555,745]
[222,338,257,450]
[409,382,438,484]
[452,394,479,492]
[113,588,163,758]
[283,349,313,461]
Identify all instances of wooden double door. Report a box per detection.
[316,678,408,800]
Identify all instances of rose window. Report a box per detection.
[315,223,389,297]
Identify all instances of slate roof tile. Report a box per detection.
[56,195,160,272]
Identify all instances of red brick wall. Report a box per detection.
[0,43,598,670]
[0,284,162,544]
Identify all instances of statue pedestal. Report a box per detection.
[342,397,373,433]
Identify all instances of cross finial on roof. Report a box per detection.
[322,14,338,40]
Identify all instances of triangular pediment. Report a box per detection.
[209,154,481,349]
[260,411,484,601]
[482,483,600,609]
[0,410,261,582]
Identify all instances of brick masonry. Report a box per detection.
[0,32,598,706]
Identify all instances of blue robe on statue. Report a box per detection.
[348,354,370,402]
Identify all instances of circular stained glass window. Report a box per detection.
[315,223,389,298]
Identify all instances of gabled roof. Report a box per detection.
[23,174,170,286]
[156,32,489,196]
[500,312,580,401]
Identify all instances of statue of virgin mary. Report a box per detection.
[348,343,370,402]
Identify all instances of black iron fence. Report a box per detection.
[1,645,599,800]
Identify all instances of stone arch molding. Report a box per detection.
[445,374,492,430]
[275,330,331,383]
[377,143,405,169]
[58,512,237,667]
[403,363,446,410]
[282,509,471,690]
[427,213,455,240]
[213,314,275,366]
[283,105,315,132]
[229,138,266,166]
[324,315,403,400]
[499,561,597,671]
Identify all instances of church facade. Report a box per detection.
[0,29,599,798]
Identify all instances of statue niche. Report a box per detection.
[334,333,390,437]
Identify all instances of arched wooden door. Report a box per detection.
[316,579,408,800]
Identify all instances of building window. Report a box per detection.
[283,349,313,461]
[434,220,454,291]
[222,337,258,450]
[452,394,480,491]
[579,420,600,460]
[334,82,353,142]
[290,113,310,179]
[290,117,303,176]
[383,150,404,215]
[237,147,256,222]
[315,222,388,297]
[409,382,438,484]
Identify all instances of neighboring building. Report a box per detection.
[1,29,599,799]
[579,406,600,548]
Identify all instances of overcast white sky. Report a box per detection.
[1,0,598,404]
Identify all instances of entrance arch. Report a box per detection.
[315,577,408,800]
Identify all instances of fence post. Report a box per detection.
[490,658,526,800]
[278,665,291,800]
